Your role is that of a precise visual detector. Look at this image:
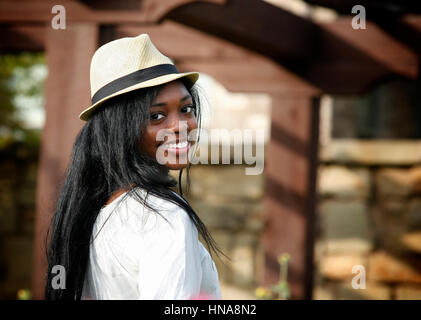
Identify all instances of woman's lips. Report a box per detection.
[167,141,190,155]
[166,141,191,155]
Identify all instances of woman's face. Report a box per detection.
[139,80,198,170]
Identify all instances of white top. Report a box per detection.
[81,189,222,300]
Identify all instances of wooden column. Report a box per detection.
[262,93,320,299]
[31,23,98,299]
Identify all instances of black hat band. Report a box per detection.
[91,64,179,104]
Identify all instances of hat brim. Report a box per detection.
[79,71,199,121]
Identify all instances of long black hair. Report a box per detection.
[45,78,225,300]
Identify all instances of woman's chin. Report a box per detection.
[166,162,190,170]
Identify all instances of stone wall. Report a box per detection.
[0,156,37,299]
[176,164,264,299]
[314,162,421,299]
[180,157,421,300]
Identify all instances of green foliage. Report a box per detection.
[17,289,32,300]
[0,52,46,154]
[255,253,291,300]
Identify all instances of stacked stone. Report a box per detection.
[314,164,421,300]
[179,165,264,300]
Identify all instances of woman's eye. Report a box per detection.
[150,113,165,121]
[182,105,196,114]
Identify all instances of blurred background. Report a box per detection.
[1,0,421,300]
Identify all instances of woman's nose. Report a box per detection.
[167,114,188,133]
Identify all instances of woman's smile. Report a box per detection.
[164,140,191,155]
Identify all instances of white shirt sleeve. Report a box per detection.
[135,196,203,299]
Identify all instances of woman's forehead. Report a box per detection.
[152,81,192,105]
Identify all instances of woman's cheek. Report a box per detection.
[139,130,156,157]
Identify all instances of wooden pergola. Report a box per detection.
[0,0,419,299]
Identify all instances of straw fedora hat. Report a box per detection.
[79,33,199,121]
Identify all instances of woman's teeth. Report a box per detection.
[167,141,188,149]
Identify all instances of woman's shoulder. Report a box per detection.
[94,187,194,237]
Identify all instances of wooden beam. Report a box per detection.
[262,94,320,299]
[321,18,418,76]
[116,22,321,95]
[370,15,421,57]
[0,0,225,23]
[116,22,312,94]
[309,18,419,93]
[166,1,419,93]
[167,0,317,63]
[116,21,251,60]
[81,0,226,23]
[404,15,421,33]
[263,95,320,299]
[31,22,98,300]
[1,0,418,94]
[303,0,420,16]
[179,59,320,95]
[0,24,46,51]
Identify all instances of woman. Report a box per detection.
[45,34,225,300]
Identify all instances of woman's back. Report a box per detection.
[82,188,221,300]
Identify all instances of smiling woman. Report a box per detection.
[44,34,225,300]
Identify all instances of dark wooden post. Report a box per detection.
[32,23,98,299]
[261,93,320,299]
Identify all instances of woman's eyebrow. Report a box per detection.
[151,94,192,107]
